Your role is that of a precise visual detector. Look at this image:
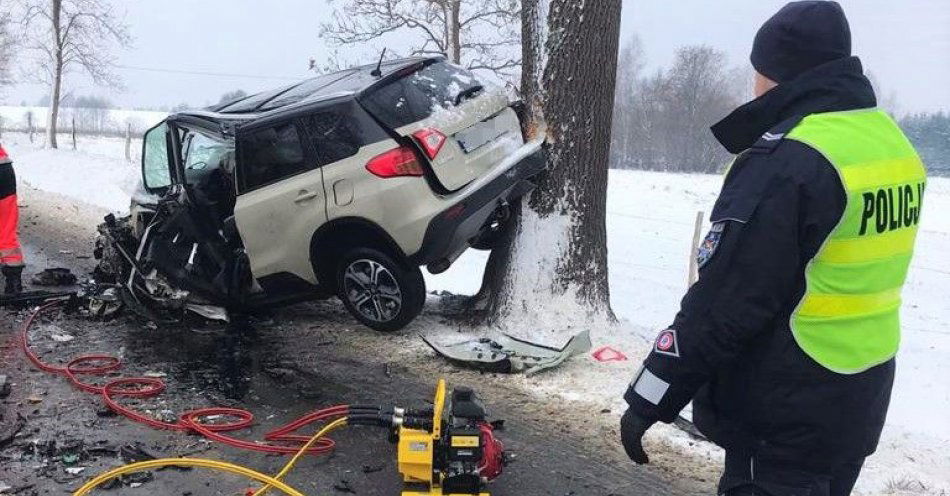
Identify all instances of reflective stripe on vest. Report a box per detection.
[786,108,926,374]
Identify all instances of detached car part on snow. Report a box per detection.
[423,330,592,376]
[96,56,546,331]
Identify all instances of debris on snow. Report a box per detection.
[423,330,591,375]
[591,346,628,362]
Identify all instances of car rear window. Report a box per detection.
[238,122,308,192]
[359,61,483,129]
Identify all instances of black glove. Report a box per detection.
[620,409,655,464]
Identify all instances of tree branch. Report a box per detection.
[319,0,521,82]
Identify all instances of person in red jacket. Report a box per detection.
[0,143,24,295]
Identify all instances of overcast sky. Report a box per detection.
[3,0,948,114]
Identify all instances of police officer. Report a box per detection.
[620,2,926,495]
[0,143,24,295]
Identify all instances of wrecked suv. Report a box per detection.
[97,57,545,332]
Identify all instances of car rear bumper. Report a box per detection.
[409,139,547,270]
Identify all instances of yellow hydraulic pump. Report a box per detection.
[396,380,506,496]
[73,379,505,496]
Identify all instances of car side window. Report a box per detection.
[299,111,361,167]
[238,121,308,192]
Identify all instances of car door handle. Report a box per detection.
[294,191,319,203]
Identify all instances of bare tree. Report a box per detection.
[320,0,521,80]
[68,94,111,133]
[662,46,741,172]
[473,0,622,342]
[609,35,645,169]
[866,70,901,117]
[611,45,746,173]
[218,89,248,105]
[0,5,14,86]
[20,0,131,148]
[900,111,950,174]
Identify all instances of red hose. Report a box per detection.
[20,301,344,455]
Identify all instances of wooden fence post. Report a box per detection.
[125,123,132,162]
[71,117,77,150]
[688,210,705,287]
[27,113,34,143]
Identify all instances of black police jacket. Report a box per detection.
[0,155,14,200]
[625,57,896,471]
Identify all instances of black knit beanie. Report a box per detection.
[751,1,852,83]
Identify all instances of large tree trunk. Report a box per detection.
[475,0,622,344]
[46,0,63,149]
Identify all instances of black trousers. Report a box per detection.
[719,450,864,496]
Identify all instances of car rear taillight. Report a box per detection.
[412,128,447,159]
[365,146,424,178]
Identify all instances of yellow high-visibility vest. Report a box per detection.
[787,108,926,374]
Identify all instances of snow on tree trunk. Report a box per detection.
[478,0,622,345]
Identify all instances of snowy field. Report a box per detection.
[5,132,949,494]
[0,105,167,135]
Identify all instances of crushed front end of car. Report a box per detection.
[93,198,253,322]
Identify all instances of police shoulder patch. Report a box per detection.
[749,115,804,154]
[696,222,725,269]
[653,328,680,358]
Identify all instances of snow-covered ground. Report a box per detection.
[0,105,167,135]
[5,132,949,494]
[3,134,144,213]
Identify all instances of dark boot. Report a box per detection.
[2,265,24,295]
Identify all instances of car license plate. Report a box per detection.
[456,115,510,154]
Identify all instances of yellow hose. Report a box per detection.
[72,458,306,496]
[252,418,348,496]
[74,417,349,496]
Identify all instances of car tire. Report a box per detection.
[336,247,426,333]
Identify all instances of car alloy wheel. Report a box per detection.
[342,259,403,323]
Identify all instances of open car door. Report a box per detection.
[141,121,175,195]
